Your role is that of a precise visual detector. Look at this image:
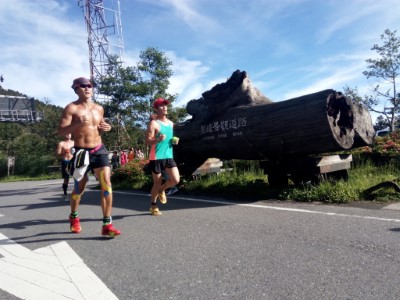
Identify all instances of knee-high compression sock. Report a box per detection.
[71,180,83,200]
[99,172,112,226]
[99,170,112,197]
[62,184,68,195]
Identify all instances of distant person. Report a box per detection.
[111,151,120,170]
[128,147,135,162]
[136,149,144,160]
[57,76,121,237]
[120,150,127,166]
[56,133,74,201]
[145,98,180,216]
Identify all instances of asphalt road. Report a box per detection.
[1,179,400,299]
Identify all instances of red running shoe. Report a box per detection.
[69,216,81,233]
[102,224,121,237]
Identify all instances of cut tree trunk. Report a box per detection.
[351,102,375,147]
[173,70,375,176]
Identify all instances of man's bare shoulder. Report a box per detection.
[64,101,80,111]
[58,141,67,147]
[151,119,161,126]
[146,119,159,131]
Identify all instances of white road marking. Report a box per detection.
[0,233,118,300]
[0,185,398,299]
[382,202,400,211]
[117,191,400,223]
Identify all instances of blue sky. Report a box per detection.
[0,0,399,122]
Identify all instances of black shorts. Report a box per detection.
[61,160,70,179]
[70,144,110,175]
[88,144,110,170]
[149,159,177,174]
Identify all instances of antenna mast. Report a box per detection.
[78,0,131,150]
[78,0,124,101]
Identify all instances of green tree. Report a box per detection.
[361,29,400,131]
[136,47,174,120]
[167,106,189,124]
[0,92,63,177]
[97,47,187,150]
[96,55,141,150]
[99,47,177,122]
[33,99,64,153]
[0,123,26,156]
[0,85,27,97]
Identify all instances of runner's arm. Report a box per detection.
[145,120,161,145]
[57,104,82,136]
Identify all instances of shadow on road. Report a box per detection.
[0,180,249,247]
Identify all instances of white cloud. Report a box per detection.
[316,0,400,45]
[161,0,217,31]
[166,51,210,104]
[0,0,88,107]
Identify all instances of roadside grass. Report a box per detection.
[282,160,400,203]
[0,173,59,182]
[182,159,400,204]
[181,168,272,199]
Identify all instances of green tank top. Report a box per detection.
[150,120,173,160]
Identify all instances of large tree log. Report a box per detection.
[174,70,375,176]
[351,102,375,147]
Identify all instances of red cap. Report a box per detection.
[153,98,170,108]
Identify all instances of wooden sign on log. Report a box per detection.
[174,70,375,177]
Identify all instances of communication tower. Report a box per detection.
[78,0,125,101]
[78,0,130,149]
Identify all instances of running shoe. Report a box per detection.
[167,186,178,195]
[102,223,121,237]
[158,190,167,204]
[150,207,162,216]
[64,194,69,201]
[69,216,81,233]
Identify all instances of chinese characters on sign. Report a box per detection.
[200,117,247,140]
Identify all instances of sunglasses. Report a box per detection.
[79,84,92,88]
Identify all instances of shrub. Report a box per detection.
[0,155,7,178]
[11,155,54,177]
[351,130,400,166]
[111,159,151,189]
[282,159,400,203]
[280,180,360,204]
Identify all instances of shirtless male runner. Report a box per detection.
[145,98,180,216]
[57,77,121,237]
[56,133,74,201]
